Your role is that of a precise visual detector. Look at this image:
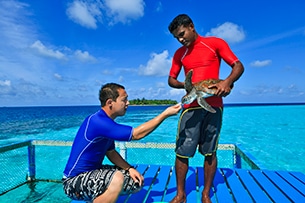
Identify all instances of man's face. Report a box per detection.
[172,24,197,47]
[112,88,129,117]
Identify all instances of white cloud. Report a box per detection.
[66,0,145,28]
[118,75,124,83]
[101,69,113,75]
[54,73,63,81]
[66,0,102,29]
[30,41,97,62]
[0,80,11,87]
[155,2,163,12]
[0,1,36,49]
[156,82,165,88]
[74,50,96,62]
[138,50,171,76]
[104,0,145,24]
[206,22,245,43]
[250,60,272,67]
[30,40,66,60]
[169,88,184,96]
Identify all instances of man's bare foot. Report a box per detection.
[202,194,212,203]
[170,195,186,203]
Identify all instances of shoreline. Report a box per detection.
[1,102,305,108]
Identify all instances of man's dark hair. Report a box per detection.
[99,83,125,107]
[168,14,193,33]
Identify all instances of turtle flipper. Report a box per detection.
[197,96,216,113]
[184,70,193,92]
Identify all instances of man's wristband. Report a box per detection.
[124,166,134,171]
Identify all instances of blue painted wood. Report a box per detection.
[235,169,271,202]
[277,171,305,196]
[127,165,160,203]
[250,170,291,203]
[68,166,305,203]
[185,167,197,203]
[212,168,234,203]
[146,165,171,202]
[221,168,253,202]
[263,170,305,202]
[162,167,177,202]
[197,166,217,203]
[290,171,305,184]
[117,164,148,203]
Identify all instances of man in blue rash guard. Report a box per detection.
[63,83,181,203]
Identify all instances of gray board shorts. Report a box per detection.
[175,106,223,157]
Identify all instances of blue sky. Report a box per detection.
[1,0,305,107]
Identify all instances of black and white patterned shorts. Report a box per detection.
[62,165,141,202]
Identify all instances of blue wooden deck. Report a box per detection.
[72,164,305,203]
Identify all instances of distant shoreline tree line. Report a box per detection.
[129,98,178,105]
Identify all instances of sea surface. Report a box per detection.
[0,104,305,173]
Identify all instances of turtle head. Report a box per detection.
[181,95,191,104]
[181,88,197,104]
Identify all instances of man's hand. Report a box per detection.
[208,80,233,97]
[163,103,182,117]
[128,168,144,186]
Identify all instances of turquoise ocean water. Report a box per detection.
[0,104,304,174]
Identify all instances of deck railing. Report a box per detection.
[0,139,262,196]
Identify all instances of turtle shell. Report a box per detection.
[193,79,222,95]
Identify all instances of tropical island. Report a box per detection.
[129,98,178,105]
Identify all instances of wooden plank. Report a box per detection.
[162,166,198,202]
[235,169,271,202]
[126,165,159,203]
[185,167,197,202]
[212,168,234,203]
[263,170,305,202]
[145,165,171,202]
[250,170,291,203]
[162,167,177,202]
[221,168,253,202]
[197,167,217,203]
[290,171,305,184]
[277,171,305,196]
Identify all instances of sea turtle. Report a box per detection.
[181,70,223,113]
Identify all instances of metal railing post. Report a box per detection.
[27,142,36,181]
[234,151,241,168]
[119,142,127,160]
[233,147,242,168]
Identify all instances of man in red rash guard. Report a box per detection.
[168,14,244,203]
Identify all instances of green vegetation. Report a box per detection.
[129,98,178,105]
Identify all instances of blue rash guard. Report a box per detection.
[63,109,133,178]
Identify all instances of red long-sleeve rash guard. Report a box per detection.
[169,36,239,108]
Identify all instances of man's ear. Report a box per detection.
[106,99,113,107]
[189,23,195,30]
